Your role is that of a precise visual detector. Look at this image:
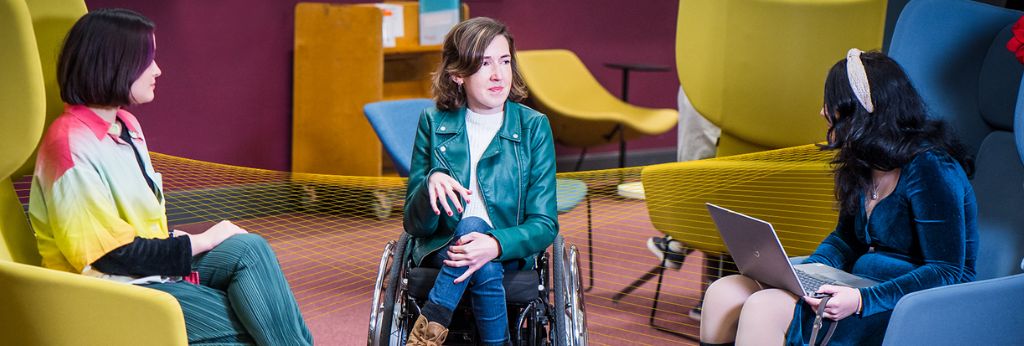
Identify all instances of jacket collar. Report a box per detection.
[435,101,523,143]
[497,101,523,143]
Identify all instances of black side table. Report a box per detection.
[603,62,671,168]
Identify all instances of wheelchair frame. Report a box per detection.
[368,233,587,346]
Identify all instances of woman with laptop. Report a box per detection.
[699,49,977,345]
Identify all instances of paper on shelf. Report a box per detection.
[373,4,404,48]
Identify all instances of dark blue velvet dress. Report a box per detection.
[785,150,978,345]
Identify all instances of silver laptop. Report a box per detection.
[706,203,877,296]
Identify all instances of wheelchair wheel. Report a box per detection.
[368,233,408,346]
[566,244,588,345]
[552,235,588,346]
[553,236,569,346]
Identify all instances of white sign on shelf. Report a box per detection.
[373,4,404,48]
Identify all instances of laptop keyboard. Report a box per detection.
[796,269,833,294]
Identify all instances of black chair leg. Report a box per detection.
[647,254,737,341]
[573,147,588,171]
[646,257,699,341]
[612,236,690,301]
[646,253,736,341]
[612,264,662,302]
[648,258,667,325]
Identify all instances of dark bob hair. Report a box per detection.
[431,17,528,111]
[820,51,973,215]
[58,8,155,107]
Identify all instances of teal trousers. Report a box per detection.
[146,234,312,345]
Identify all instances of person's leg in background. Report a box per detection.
[194,233,313,346]
[675,85,724,322]
[676,86,720,162]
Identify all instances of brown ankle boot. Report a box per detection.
[406,315,448,346]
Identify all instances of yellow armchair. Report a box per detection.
[676,0,887,157]
[648,0,886,257]
[1,1,188,344]
[644,144,838,256]
[11,0,89,179]
[633,1,885,337]
[0,0,45,264]
[0,260,188,345]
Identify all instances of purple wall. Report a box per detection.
[85,0,680,170]
[470,0,680,157]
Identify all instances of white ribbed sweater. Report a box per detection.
[463,109,503,226]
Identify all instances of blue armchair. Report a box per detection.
[884,273,1024,345]
[364,99,435,178]
[881,0,1024,344]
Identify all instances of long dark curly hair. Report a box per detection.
[819,51,973,215]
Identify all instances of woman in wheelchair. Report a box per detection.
[402,17,558,346]
[699,50,977,345]
[29,9,311,345]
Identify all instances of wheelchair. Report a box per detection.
[368,233,587,346]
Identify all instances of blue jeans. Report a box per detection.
[425,217,515,346]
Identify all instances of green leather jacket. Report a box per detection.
[403,101,559,268]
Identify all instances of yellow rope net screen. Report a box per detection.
[14,144,838,345]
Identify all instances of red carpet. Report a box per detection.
[173,195,706,345]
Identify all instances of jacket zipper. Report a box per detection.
[514,144,523,221]
[422,143,458,262]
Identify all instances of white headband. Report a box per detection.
[846,48,874,113]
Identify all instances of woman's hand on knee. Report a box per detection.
[444,232,501,283]
[190,220,248,255]
[803,284,862,321]
[428,172,471,217]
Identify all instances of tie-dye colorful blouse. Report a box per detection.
[29,104,168,273]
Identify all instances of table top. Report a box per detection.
[617,181,646,200]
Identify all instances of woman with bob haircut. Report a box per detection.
[402,17,558,346]
[29,8,312,345]
[698,50,977,346]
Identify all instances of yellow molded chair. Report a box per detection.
[637,0,885,337]
[0,1,187,344]
[517,49,678,166]
[0,0,46,264]
[675,0,887,157]
[645,0,885,258]
[11,0,89,179]
[0,260,188,345]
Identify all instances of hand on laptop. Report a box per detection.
[803,285,862,321]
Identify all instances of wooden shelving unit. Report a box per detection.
[292,1,465,176]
